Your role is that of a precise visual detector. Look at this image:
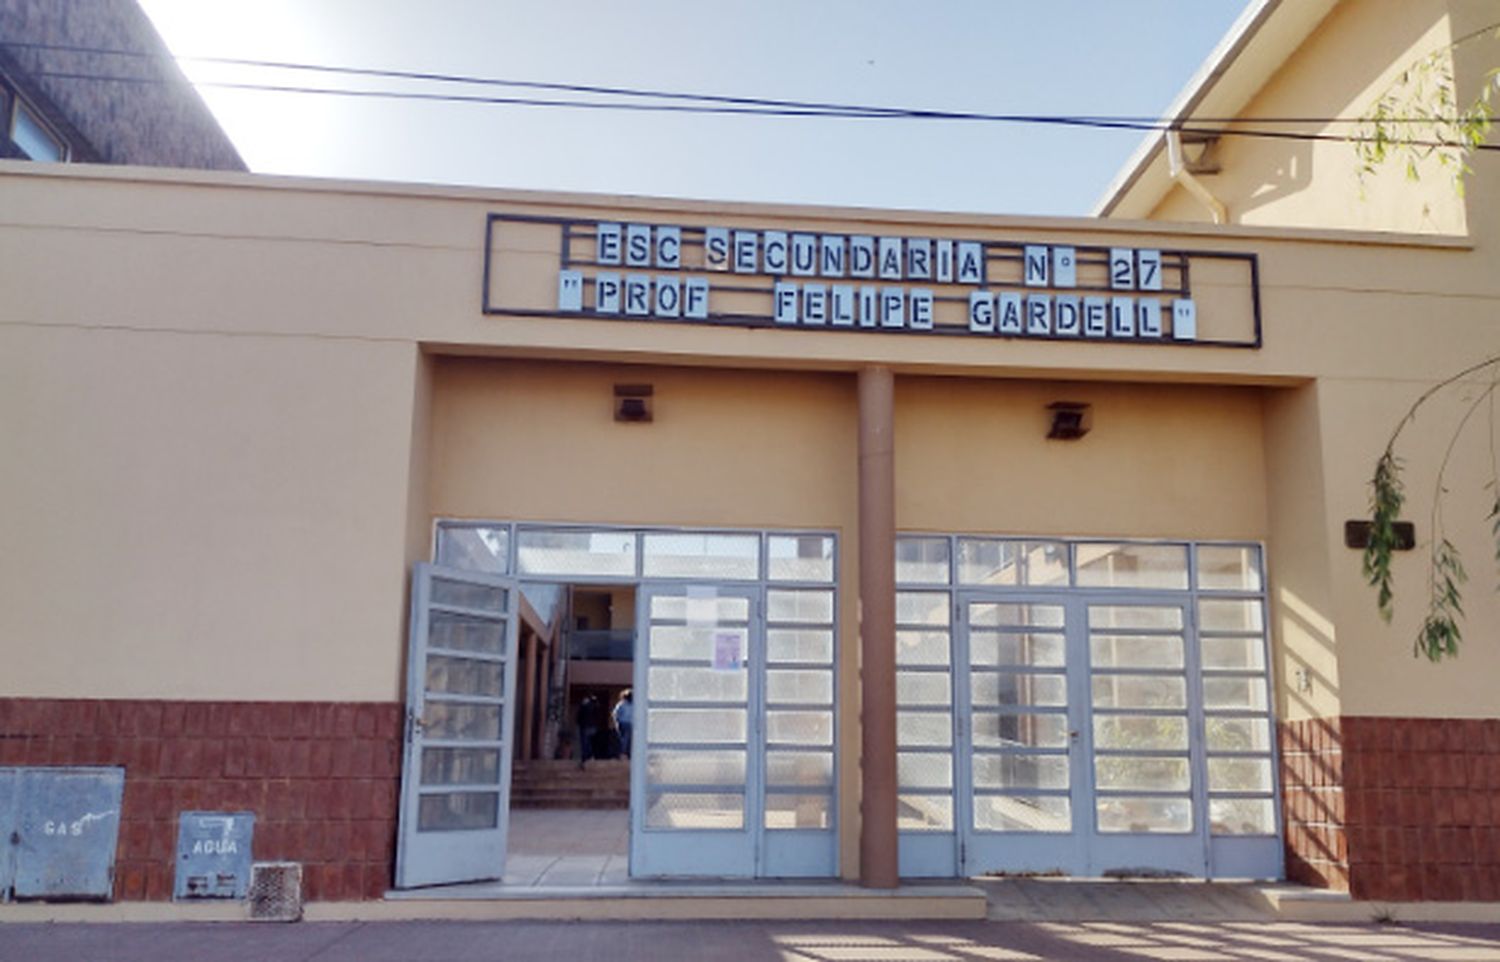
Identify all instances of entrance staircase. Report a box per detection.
[510,759,630,809]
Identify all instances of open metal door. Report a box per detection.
[395,563,520,889]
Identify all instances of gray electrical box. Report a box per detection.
[174,812,255,899]
[1,767,125,901]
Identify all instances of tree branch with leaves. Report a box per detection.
[1363,357,1500,660]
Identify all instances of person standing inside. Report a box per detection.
[576,694,603,768]
[612,690,633,759]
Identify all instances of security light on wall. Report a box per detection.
[1047,401,1091,440]
[614,383,653,423]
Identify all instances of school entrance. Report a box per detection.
[393,523,840,887]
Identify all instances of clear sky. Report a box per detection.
[137,1,1251,216]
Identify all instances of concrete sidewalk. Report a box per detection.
[4,917,1500,961]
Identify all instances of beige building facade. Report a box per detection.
[2,0,1499,904]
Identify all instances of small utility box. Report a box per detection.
[2,766,125,901]
[174,812,255,900]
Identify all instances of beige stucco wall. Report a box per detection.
[0,324,419,701]
[2,158,1499,727]
[1151,0,1481,235]
[895,377,1266,539]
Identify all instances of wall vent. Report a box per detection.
[247,862,303,922]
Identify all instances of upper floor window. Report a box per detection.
[11,98,67,162]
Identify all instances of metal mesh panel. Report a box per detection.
[247,862,303,922]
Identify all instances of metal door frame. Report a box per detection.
[630,581,763,878]
[951,590,1090,876]
[952,587,1212,878]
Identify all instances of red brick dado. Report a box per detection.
[0,698,402,902]
[1280,716,1500,902]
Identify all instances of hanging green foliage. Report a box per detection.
[1351,23,1498,197]
[1362,358,1500,660]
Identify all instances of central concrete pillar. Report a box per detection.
[858,365,899,888]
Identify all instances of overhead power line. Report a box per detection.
[7,40,1499,153]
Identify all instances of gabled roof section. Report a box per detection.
[1093,0,1338,219]
[0,0,245,171]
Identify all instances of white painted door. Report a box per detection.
[955,594,1090,874]
[631,584,759,878]
[395,563,520,888]
[1078,596,1208,876]
[955,593,1210,877]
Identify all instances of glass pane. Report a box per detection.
[765,793,833,830]
[896,630,950,666]
[972,753,1069,790]
[767,589,835,624]
[968,603,1063,628]
[1089,634,1184,670]
[424,702,502,740]
[896,536,950,584]
[648,666,747,702]
[1197,545,1263,592]
[1097,797,1192,834]
[969,630,1065,668]
[1076,543,1188,589]
[1205,716,1273,753]
[768,628,834,663]
[418,792,499,831]
[897,711,953,747]
[647,625,713,661]
[429,611,507,654]
[1202,677,1269,711]
[642,532,759,580]
[1200,599,1265,633]
[1091,675,1187,710]
[1210,797,1276,835]
[898,752,953,790]
[436,526,510,574]
[1094,755,1191,792]
[956,539,1069,587]
[645,791,743,829]
[650,594,750,622]
[767,669,833,705]
[768,535,835,583]
[432,579,508,612]
[897,671,951,706]
[645,749,745,786]
[1088,605,1183,630]
[896,592,950,626]
[766,751,834,787]
[972,672,1067,708]
[426,655,504,697]
[766,710,833,746]
[1093,715,1189,751]
[516,528,636,577]
[972,712,1069,749]
[1201,636,1267,671]
[420,748,500,786]
[898,795,953,831]
[1207,757,1274,793]
[974,794,1071,832]
[648,708,747,743]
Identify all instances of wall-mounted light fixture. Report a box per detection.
[614,383,653,423]
[1046,401,1092,440]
